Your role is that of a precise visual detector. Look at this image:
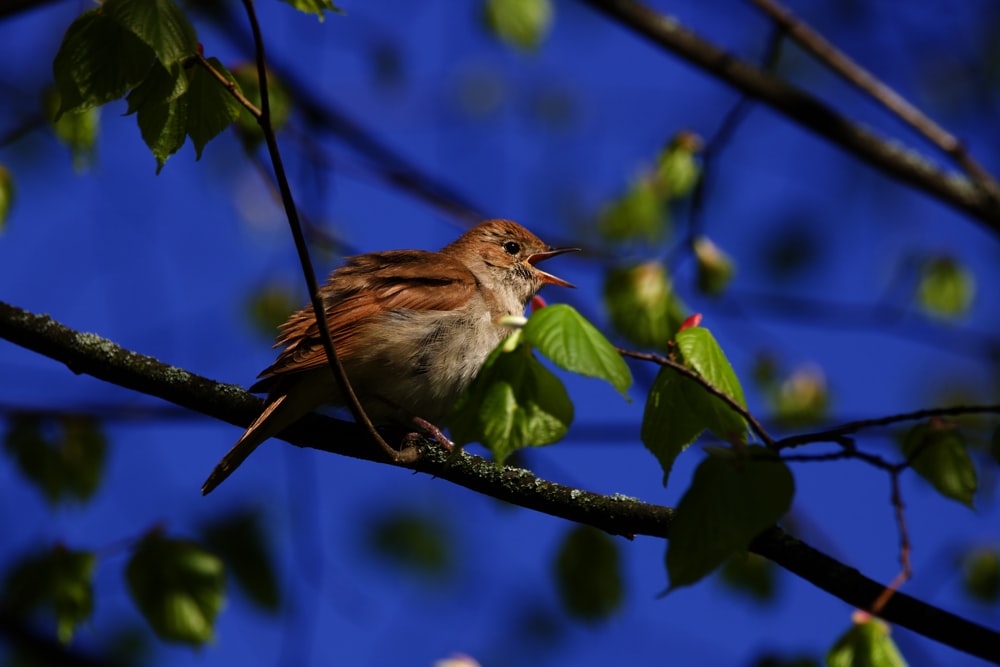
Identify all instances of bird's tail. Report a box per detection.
[202,394,295,495]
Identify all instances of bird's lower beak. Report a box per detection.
[527,247,579,288]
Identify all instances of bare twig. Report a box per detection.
[237,0,408,463]
[576,0,1000,235]
[871,470,913,614]
[750,0,1000,201]
[2,301,999,661]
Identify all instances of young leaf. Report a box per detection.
[675,326,747,445]
[901,422,977,508]
[554,526,623,622]
[0,163,14,230]
[522,304,632,397]
[52,9,155,116]
[279,0,344,21]
[103,0,198,67]
[449,343,572,465]
[655,132,701,200]
[693,236,734,296]
[916,256,974,319]
[2,546,96,644]
[827,618,908,667]
[603,261,687,349]
[126,533,226,645]
[200,511,280,611]
[597,179,668,243]
[483,0,554,52]
[960,546,1000,603]
[666,447,794,589]
[641,367,707,486]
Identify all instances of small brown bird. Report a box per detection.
[202,219,575,494]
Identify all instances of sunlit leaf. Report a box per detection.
[655,131,701,200]
[676,326,748,445]
[604,261,687,349]
[901,421,977,508]
[201,511,280,611]
[554,526,623,621]
[2,546,96,644]
[522,304,632,397]
[483,0,553,52]
[103,0,198,67]
[366,511,452,579]
[279,0,344,21]
[641,367,707,486]
[125,533,226,645]
[827,618,908,667]
[667,447,794,588]
[693,236,734,296]
[916,256,974,319]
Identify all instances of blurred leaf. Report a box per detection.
[655,132,702,200]
[185,57,243,159]
[554,526,623,622]
[759,219,823,281]
[604,261,687,349]
[772,364,829,428]
[901,421,977,508]
[693,236,734,296]
[667,447,794,589]
[0,163,14,230]
[246,283,300,338]
[103,0,198,67]
[676,326,748,445]
[826,618,908,667]
[367,511,452,579]
[960,546,1000,603]
[450,341,572,464]
[916,256,974,319]
[3,415,107,506]
[522,304,632,397]
[200,511,280,611]
[641,367,708,486]
[52,8,155,116]
[231,63,292,146]
[44,89,100,172]
[2,545,96,644]
[125,533,226,645]
[279,0,344,21]
[483,0,553,52]
[719,552,776,603]
[597,178,668,243]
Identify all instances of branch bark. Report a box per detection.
[577,0,1000,236]
[2,300,998,663]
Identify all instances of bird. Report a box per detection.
[201,219,576,494]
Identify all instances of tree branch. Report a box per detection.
[577,0,1000,236]
[2,300,999,663]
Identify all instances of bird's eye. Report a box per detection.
[502,240,521,255]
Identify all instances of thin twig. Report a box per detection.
[871,470,912,614]
[238,0,409,463]
[750,0,1000,202]
[193,54,262,117]
[617,346,776,447]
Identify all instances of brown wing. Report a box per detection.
[250,250,478,392]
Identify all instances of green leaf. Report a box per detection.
[667,447,794,588]
[522,304,632,397]
[603,261,687,349]
[719,552,776,602]
[901,422,977,508]
[916,256,974,319]
[655,132,701,200]
[231,63,293,146]
[245,282,301,339]
[185,57,243,159]
[366,511,452,579]
[676,326,748,445]
[827,618,908,667]
[104,0,198,67]
[960,546,1000,603]
[3,415,107,506]
[554,526,623,622]
[52,8,155,116]
[136,91,188,173]
[641,366,708,486]
[200,511,280,611]
[279,0,344,21]
[126,62,189,114]
[2,546,96,644]
[693,236,734,296]
[483,0,553,52]
[450,343,572,464]
[598,178,668,243]
[125,533,226,645]
[0,163,14,230]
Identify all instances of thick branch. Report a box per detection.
[577,0,1000,235]
[1,301,999,663]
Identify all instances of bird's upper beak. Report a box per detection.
[527,247,579,288]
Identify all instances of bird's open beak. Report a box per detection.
[527,247,579,288]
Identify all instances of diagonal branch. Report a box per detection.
[1,300,999,663]
[577,0,1000,236]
